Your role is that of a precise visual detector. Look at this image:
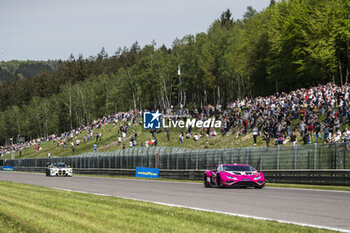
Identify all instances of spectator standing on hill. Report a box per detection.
[264,126,270,147]
[324,125,330,143]
[286,118,291,137]
[335,118,341,132]
[165,128,170,141]
[257,117,263,136]
[279,122,285,138]
[308,123,314,142]
[303,131,309,144]
[346,104,350,122]
[150,129,156,138]
[179,132,183,144]
[93,144,97,152]
[300,121,306,137]
[314,122,321,142]
[331,132,341,143]
[243,119,248,134]
[48,152,51,159]
[118,136,122,146]
[343,128,350,143]
[252,127,258,145]
[291,131,297,147]
[134,130,137,142]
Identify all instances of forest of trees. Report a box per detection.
[0,60,57,83]
[0,0,349,145]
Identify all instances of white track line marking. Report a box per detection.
[52,187,349,233]
[265,187,350,193]
[72,175,350,193]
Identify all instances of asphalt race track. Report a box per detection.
[1,172,350,232]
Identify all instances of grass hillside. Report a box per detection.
[4,116,348,160]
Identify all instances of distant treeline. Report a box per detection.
[0,0,349,145]
[0,60,57,83]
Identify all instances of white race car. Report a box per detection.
[46,162,73,177]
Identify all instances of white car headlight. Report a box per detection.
[254,176,261,180]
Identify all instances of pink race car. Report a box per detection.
[204,164,265,188]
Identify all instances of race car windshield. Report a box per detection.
[223,166,255,171]
[54,164,67,168]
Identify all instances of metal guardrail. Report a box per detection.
[5,167,350,186]
[2,143,350,170]
[263,169,350,186]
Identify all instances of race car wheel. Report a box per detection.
[204,175,211,188]
[255,186,264,189]
[217,175,224,188]
[45,170,50,176]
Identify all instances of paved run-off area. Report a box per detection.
[0,172,349,232]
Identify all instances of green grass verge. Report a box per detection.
[0,181,336,233]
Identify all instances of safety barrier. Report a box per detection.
[3,143,350,170]
[263,169,350,186]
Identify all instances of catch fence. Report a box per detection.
[3,143,350,170]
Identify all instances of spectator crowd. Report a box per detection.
[1,82,350,157]
[204,82,350,147]
[162,82,350,147]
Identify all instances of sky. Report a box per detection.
[0,0,270,61]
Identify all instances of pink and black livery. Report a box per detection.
[204,164,265,188]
